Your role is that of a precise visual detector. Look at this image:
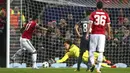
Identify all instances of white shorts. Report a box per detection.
[20,37,36,53]
[89,34,106,52]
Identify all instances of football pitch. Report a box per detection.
[0,68,129,73]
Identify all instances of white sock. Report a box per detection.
[32,53,37,67]
[89,51,95,65]
[97,53,103,71]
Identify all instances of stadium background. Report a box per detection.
[6,0,130,67]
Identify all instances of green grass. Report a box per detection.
[0,68,129,73]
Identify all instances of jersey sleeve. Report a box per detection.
[56,52,70,63]
[69,45,80,57]
[35,23,39,27]
[89,12,94,23]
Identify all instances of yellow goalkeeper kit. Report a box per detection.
[57,44,107,63]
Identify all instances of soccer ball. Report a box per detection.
[42,61,49,68]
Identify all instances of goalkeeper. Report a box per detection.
[57,40,112,69]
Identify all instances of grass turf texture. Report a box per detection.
[0,68,129,73]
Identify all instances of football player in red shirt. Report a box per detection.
[12,16,47,69]
[86,1,111,73]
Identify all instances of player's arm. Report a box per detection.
[75,23,82,38]
[20,24,26,33]
[35,24,48,31]
[86,13,93,39]
[57,44,79,63]
[107,23,111,38]
[106,14,111,39]
[103,56,111,64]
[101,63,111,68]
[57,52,70,63]
[20,27,25,33]
[86,21,92,39]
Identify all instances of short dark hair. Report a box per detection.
[86,10,91,16]
[97,1,103,9]
[32,16,38,20]
[82,10,92,18]
[64,39,72,45]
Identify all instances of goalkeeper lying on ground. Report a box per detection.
[57,40,114,68]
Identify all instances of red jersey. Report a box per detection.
[89,9,110,35]
[22,21,37,39]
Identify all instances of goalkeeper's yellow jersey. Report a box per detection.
[68,44,80,58]
[57,44,106,63]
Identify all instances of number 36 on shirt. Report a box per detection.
[94,15,106,26]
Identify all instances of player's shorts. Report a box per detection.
[80,35,89,52]
[89,34,106,52]
[20,37,36,53]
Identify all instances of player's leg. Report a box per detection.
[11,48,25,60]
[11,37,26,60]
[89,34,98,72]
[96,35,106,73]
[76,37,86,71]
[76,49,84,71]
[21,38,38,69]
[82,51,91,71]
[85,37,91,71]
[85,58,91,72]
[26,40,37,68]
